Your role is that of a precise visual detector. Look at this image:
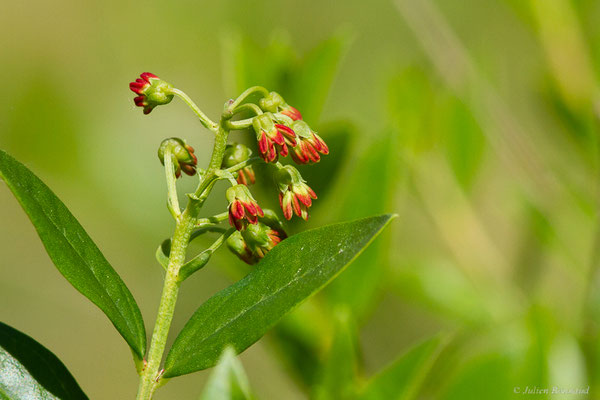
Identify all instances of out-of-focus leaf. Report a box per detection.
[221,31,295,96]
[391,259,491,325]
[199,347,253,400]
[268,303,329,388]
[387,68,436,153]
[312,309,359,400]
[438,94,486,190]
[0,150,146,359]
[287,33,351,123]
[440,354,511,400]
[359,335,445,400]
[164,215,395,377]
[0,321,88,400]
[324,131,399,319]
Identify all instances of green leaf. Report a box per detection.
[164,214,395,377]
[0,150,146,359]
[0,321,88,400]
[359,335,445,400]
[199,347,253,400]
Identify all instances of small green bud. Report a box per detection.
[129,72,174,114]
[158,138,197,178]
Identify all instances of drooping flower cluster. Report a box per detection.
[157,138,197,178]
[274,165,317,220]
[226,185,264,231]
[130,73,329,265]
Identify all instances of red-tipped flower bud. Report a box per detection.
[273,165,317,220]
[158,138,198,178]
[289,120,329,164]
[226,184,264,230]
[221,143,255,185]
[253,113,297,163]
[258,91,302,121]
[129,72,174,114]
[226,221,285,265]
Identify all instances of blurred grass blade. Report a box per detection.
[164,214,395,377]
[0,150,146,359]
[360,335,445,400]
[0,321,88,400]
[325,131,399,319]
[288,33,351,123]
[199,347,253,400]
[312,309,360,400]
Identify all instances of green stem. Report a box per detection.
[228,86,269,111]
[164,148,180,219]
[225,157,261,174]
[171,88,219,132]
[136,210,195,400]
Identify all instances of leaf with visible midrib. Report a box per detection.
[0,321,88,400]
[164,214,395,378]
[0,150,146,359]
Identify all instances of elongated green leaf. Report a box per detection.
[360,335,445,400]
[0,321,88,400]
[164,214,395,377]
[199,347,253,400]
[0,150,146,359]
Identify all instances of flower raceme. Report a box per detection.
[274,165,317,220]
[129,72,174,114]
[226,185,264,231]
[253,114,297,163]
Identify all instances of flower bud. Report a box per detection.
[273,165,317,220]
[226,184,264,230]
[289,120,329,164]
[158,138,197,178]
[226,222,284,265]
[226,231,259,265]
[221,143,255,185]
[129,72,174,114]
[253,113,297,163]
[259,91,302,121]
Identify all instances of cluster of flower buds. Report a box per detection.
[158,138,198,178]
[289,120,329,164]
[259,91,302,121]
[226,210,287,264]
[252,92,328,168]
[252,114,297,163]
[221,143,255,185]
[226,184,264,230]
[129,73,174,114]
[273,165,317,220]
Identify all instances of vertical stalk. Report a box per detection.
[136,122,230,400]
[136,210,194,400]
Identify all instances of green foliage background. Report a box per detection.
[1,0,600,398]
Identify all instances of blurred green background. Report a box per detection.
[2,0,600,398]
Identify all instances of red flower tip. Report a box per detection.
[226,185,263,231]
[281,105,302,121]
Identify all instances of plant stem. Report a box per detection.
[136,210,195,400]
[136,118,231,400]
[171,88,219,132]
